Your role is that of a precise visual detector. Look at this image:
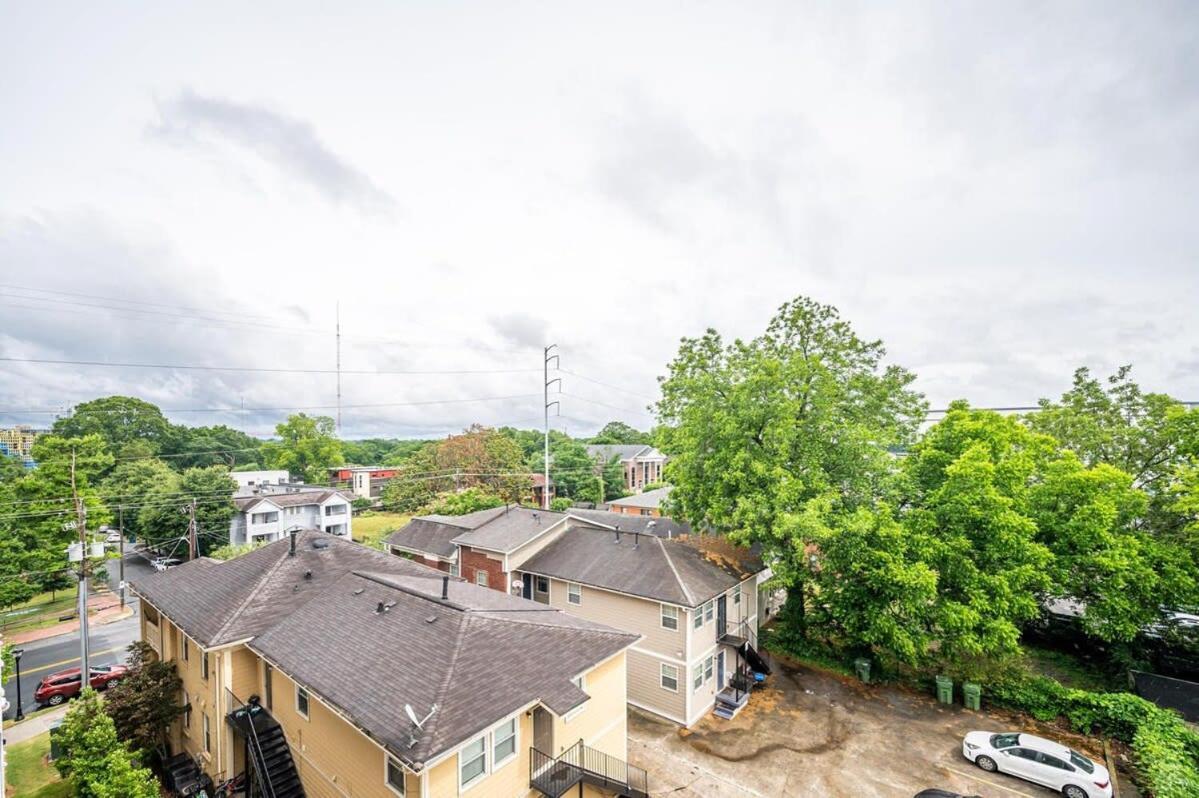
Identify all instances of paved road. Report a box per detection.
[2,553,155,720]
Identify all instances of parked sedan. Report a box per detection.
[33,664,129,707]
[962,731,1112,798]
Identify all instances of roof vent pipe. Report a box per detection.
[376,601,385,614]
[615,525,621,544]
[441,575,449,600]
[289,529,298,557]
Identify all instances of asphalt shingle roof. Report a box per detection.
[607,486,672,510]
[249,570,636,768]
[566,507,691,539]
[518,526,763,608]
[234,489,351,512]
[585,444,662,462]
[451,506,568,553]
[129,532,438,646]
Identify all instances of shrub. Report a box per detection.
[550,497,572,512]
[351,497,372,512]
[55,690,159,798]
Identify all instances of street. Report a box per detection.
[2,553,155,720]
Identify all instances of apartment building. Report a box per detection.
[605,486,671,518]
[387,506,771,725]
[229,488,353,545]
[328,466,399,501]
[584,445,667,493]
[0,424,43,457]
[131,532,644,798]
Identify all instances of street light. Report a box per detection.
[13,647,25,721]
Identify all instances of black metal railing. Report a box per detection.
[718,617,754,647]
[226,690,279,798]
[530,740,648,798]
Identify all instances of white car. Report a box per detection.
[962,731,1112,798]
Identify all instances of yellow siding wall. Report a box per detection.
[550,651,628,760]
[544,579,681,659]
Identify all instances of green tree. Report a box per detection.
[262,414,343,483]
[51,396,171,460]
[138,466,236,556]
[530,435,601,502]
[383,426,527,511]
[599,455,627,501]
[105,641,184,760]
[424,487,506,515]
[161,423,262,470]
[55,689,159,798]
[656,296,925,632]
[589,421,651,445]
[100,458,176,541]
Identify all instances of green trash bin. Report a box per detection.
[935,675,954,705]
[963,682,981,711]
[48,719,64,761]
[854,657,872,684]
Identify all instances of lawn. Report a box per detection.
[5,732,71,798]
[1,591,77,636]
[353,512,412,550]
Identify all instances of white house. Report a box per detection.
[230,470,291,490]
[228,488,353,545]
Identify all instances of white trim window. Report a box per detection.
[660,604,678,630]
[385,755,406,795]
[296,685,310,719]
[475,570,489,587]
[492,717,517,767]
[660,663,679,692]
[567,582,582,605]
[203,713,211,753]
[692,607,703,630]
[704,655,714,683]
[733,588,741,607]
[459,735,487,790]
[703,600,714,624]
[692,662,703,691]
[449,562,460,578]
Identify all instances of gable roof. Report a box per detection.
[607,486,672,510]
[248,570,636,769]
[234,489,351,513]
[129,532,438,647]
[585,444,663,462]
[566,507,691,539]
[451,506,568,554]
[385,517,462,560]
[518,526,764,608]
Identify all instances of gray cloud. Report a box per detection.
[151,90,396,215]
[489,313,548,350]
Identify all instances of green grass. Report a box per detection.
[1021,644,1122,692]
[353,512,412,550]
[5,732,71,798]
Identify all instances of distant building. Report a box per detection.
[530,473,555,506]
[0,425,44,457]
[228,485,353,545]
[328,465,399,501]
[586,444,667,493]
[607,485,672,517]
[230,470,291,490]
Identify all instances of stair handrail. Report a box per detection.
[234,694,279,798]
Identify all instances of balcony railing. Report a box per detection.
[530,740,648,798]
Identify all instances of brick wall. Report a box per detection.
[459,546,508,592]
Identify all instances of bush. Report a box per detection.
[208,541,266,561]
[54,690,159,798]
[550,497,572,512]
[422,488,505,516]
[351,497,372,512]
[989,671,1199,798]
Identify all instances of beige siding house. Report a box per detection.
[132,531,643,798]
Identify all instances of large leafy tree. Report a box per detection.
[100,458,177,542]
[106,641,184,760]
[137,466,236,556]
[54,689,160,798]
[262,413,343,483]
[656,296,926,626]
[383,426,527,511]
[527,433,603,503]
[51,396,172,460]
[161,424,262,470]
[1028,366,1199,540]
[589,421,652,445]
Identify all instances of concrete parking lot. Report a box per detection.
[628,654,1136,798]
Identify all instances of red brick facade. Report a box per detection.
[459,546,508,592]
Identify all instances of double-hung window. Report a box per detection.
[660,663,679,692]
[692,607,703,630]
[703,601,714,623]
[660,604,678,630]
[203,713,211,753]
[386,756,406,795]
[692,662,703,690]
[733,588,741,607]
[704,655,714,682]
[567,582,581,605]
[449,561,460,577]
[492,718,517,766]
[475,570,489,587]
[296,686,310,719]
[459,736,486,789]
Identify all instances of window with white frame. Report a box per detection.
[324,504,346,516]
[475,570,488,587]
[692,662,703,690]
[296,685,310,719]
[567,582,581,605]
[535,575,549,593]
[693,607,703,629]
[492,717,517,766]
[660,663,679,692]
[459,735,487,789]
[660,604,678,630]
[386,756,406,795]
[251,511,279,524]
[733,587,741,606]
[203,713,211,753]
[704,600,714,623]
[449,562,460,577]
[704,655,714,682]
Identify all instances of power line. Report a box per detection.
[0,356,541,376]
[0,393,545,416]
[560,392,653,417]
[557,369,657,402]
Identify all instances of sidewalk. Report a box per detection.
[3,704,69,745]
[5,601,135,646]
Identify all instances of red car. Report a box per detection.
[34,664,129,707]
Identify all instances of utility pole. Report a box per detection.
[118,505,125,609]
[543,345,560,510]
[70,450,90,680]
[335,301,342,433]
[186,499,198,561]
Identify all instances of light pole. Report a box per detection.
[12,648,24,722]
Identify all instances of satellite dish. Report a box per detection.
[405,704,419,726]
[510,579,523,591]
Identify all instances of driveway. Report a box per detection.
[628,654,1136,798]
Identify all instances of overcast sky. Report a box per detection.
[1,1,1197,439]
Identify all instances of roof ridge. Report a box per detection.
[475,612,639,637]
[420,612,472,761]
[654,535,695,606]
[210,539,296,643]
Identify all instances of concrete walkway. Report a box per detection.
[3,704,69,745]
[6,601,134,645]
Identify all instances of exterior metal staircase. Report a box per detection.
[227,692,306,798]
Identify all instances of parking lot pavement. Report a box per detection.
[628,654,1136,798]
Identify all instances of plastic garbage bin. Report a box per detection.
[935,675,954,705]
[963,681,981,711]
[48,719,64,760]
[854,657,872,684]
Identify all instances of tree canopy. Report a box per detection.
[261,413,343,483]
